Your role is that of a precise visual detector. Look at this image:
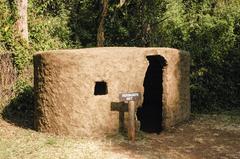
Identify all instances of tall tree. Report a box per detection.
[16,0,28,42]
[97,0,108,47]
[97,0,126,47]
[119,0,126,7]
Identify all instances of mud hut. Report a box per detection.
[34,47,190,137]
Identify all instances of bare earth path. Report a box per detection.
[0,114,240,159]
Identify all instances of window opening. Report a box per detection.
[94,81,108,95]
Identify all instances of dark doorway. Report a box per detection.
[137,55,166,133]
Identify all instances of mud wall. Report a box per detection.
[34,47,190,137]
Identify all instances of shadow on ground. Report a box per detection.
[106,114,240,159]
[1,85,34,129]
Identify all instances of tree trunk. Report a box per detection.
[16,0,28,43]
[119,0,126,7]
[97,0,108,47]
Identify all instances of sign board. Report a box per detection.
[119,92,141,101]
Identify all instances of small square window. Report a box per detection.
[94,81,108,95]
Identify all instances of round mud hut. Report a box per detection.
[34,47,190,137]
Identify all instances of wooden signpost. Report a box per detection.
[119,92,141,142]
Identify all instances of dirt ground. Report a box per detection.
[0,113,240,159]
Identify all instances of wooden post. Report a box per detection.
[128,100,135,142]
[119,92,140,142]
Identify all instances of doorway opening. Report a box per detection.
[137,55,166,133]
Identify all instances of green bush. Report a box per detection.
[0,0,76,71]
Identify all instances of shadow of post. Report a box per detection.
[1,85,34,129]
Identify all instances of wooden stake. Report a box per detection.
[128,101,135,142]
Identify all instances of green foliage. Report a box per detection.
[181,0,240,112]
[105,0,169,46]
[0,0,30,70]
[0,0,14,51]
[28,0,75,50]
[0,0,76,71]
[68,0,99,47]
[13,79,32,95]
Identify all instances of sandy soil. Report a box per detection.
[0,114,240,159]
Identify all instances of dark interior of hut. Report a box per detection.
[137,55,166,133]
